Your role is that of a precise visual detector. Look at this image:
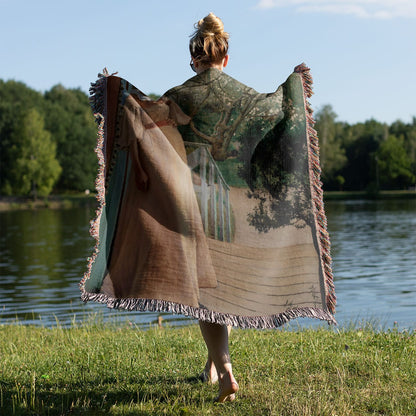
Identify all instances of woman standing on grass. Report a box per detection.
[163,13,238,403]
[82,11,336,405]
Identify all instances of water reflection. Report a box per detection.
[0,206,192,328]
[0,199,415,330]
[324,199,416,330]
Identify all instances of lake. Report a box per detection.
[0,198,415,330]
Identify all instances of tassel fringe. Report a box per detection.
[81,290,337,329]
[79,69,110,295]
[294,63,336,315]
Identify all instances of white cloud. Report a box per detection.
[256,0,416,19]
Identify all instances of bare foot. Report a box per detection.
[215,392,236,403]
[199,358,218,384]
[215,372,239,403]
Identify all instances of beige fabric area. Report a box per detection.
[100,96,217,307]
[199,185,321,316]
[101,96,322,318]
[200,238,321,317]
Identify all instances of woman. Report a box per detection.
[82,11,336,405]
[163,12,238,403]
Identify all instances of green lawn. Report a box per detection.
[0,320,415,415]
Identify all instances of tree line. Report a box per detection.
[0,80,415,197]
[315,105,415,192]
[0,80,97,198]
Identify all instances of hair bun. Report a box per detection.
[189,13,229,64]
[197,12,228,38]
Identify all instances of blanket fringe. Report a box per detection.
[79,70,110,294]
[294,63,336,315]
[81,290,337,329]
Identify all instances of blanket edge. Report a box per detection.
[81,290,337,328]
[294,63,336,315]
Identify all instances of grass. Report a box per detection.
[0,320,415,416]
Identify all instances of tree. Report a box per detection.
[376,135,415,189]
[11,108,61,197]
[147,93,160,100]
[0,80,45,194]
[389,118,416,181]
[314,105,347,188]
[0,79,44,109]
[44,85,97,191]
[341,119,388,191]
[0,102,20,194]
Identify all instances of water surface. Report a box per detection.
[0,198,415,330]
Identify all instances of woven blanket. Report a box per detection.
[80,64,336,328]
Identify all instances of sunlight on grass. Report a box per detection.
[0,316,414,415]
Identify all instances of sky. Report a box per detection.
[1,0,415,125]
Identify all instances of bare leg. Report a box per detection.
[199,321,239,402]
[200,354,218,383]
[200,326,232,384]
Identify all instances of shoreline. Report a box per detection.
[323,190,416,200]
[0,190,415,211]
[0,194,98,211]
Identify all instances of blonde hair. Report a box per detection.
[189,13,229,65]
